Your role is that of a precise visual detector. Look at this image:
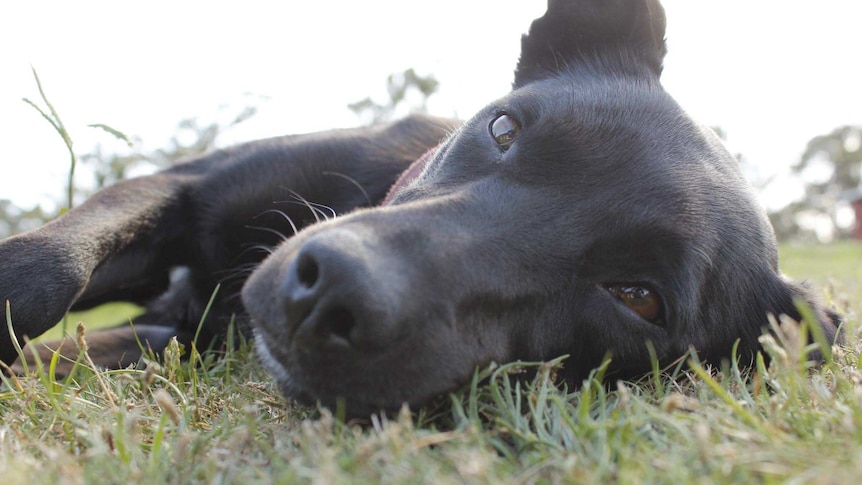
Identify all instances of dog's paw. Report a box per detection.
[0,232,90,363]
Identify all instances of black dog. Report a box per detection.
[0,0,840,416]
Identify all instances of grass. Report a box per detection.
[0,243,860,483]
[11,70,860,483]
[779,240,862,286]
[36,303,143,342]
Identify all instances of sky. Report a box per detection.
[1,1,861,212]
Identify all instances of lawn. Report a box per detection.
[1,242,861,483]
[779,240,862,286]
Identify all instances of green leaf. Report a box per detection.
[89,123,133,147]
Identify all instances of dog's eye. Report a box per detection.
[604,284,663,324]
[489,114,520,151]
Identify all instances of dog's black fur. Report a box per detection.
[0,0,840,416]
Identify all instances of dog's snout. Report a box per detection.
[280,230,393,350]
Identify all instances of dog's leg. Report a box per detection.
[10,323,183,377]
[9,265,220,375]
[0,172,197,363]
[0,114,458,365]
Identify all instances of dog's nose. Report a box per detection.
[280,229,398,350]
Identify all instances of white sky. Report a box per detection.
[1,1,861,212]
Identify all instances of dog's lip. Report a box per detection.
[252,310,473,413]
[253,329,298,394]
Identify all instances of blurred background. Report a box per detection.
[1,0,861,244]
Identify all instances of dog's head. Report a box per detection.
[243,0,840,416]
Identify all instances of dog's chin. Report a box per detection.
[253,331,309,403]
[252,329,438,417]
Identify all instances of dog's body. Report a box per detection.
[0,0,840,416]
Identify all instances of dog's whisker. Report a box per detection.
[301,202,336,221]
[286,191,338,220]
[215,262,263,302]
[217,261,261,279]
[309,201,337,220]
[237,261,262,271]
[322,171,372,206]
[245,225,290,243]
[274,200,326,222]
[222,248,271,281]
[277,192,338,221]
[246,244,275,256]
[232,247,263,262]
[254,209,300,236]
[287,191,322,223]
[294,200,333,221]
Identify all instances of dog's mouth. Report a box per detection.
[251,320,486,416]
[253,330,308,402]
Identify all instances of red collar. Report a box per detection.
[381,144,440,205]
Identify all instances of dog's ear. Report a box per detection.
[514,0,667,88]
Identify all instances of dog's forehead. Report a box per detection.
[496,76,724,177]
[459,75,763,236]
[508,74,674,136]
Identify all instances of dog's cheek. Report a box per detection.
[545,293,676,379]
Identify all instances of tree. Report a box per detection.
[786,125,862,240]
[348,68,439,125]
[0,102,260,239]
[798,126,862,189]
[81,103,260,192]
[768,201,820,243]
[0,201,51,239]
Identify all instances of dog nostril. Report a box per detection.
[321,306,356,344]
[296,253,320,288]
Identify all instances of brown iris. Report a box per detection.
[604,284,663,323]
[489,114,520,150]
